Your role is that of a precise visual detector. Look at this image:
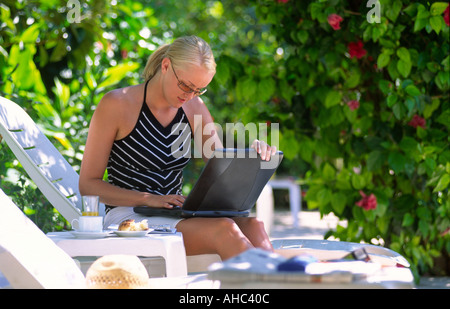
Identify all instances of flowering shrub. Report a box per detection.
[252,0,449,277]
[356,191,377,211]
[348,40,368,59]
[328,14,344,30]
[0,0,448,278]
[408,114,427,129]
[347,100,360,111]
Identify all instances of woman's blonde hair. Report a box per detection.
[142,35,216,81]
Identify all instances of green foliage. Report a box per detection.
[250,0,449,277]
[0,143,67,233]
[0,0,448,276]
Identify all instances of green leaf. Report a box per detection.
[322,163,335,181]
[399,137,419,153]
[423,98,440,118]
[402,213,414,227]
[377,52,391,69]
[377,216,390,234]
[316,187,332,206]
[279,130,300,160]
[403,4,417,17]
[38,45,48,67]
[97,62,139,90]
[418,219,429,237]
[417,4,430,19]
[351,173,366,190]
[433,174,450,192]
[388,152,406,173]
[324,90,342,108]
[414,18,428,32]
[405,84,421,97]
[392,102,405,119]
[309,3,323,20]
[386,0,402,22]
[429,15,443,34]
[257,78,276,102]
[430,2,449,16]
[215,59,230,85]
[49,40,68,63]
[435,70,450,90]
[23,206,36,216]
[441,55,450,71]
[436,110,450,128]
[336,171,352,190]
[367,150,384,171]
[20,23,40,44]
[417,206,431,221]
[279,80,295,103]
[352,206,365,222]
[344,70,360,89]
[387,94,398,107]
[397,47,411,62]
[85,70,97,89]
[397,59,412,78]
[53,78,70,108]
[331,192,347,215]
[297,30,309,44]
[297,137,314,163]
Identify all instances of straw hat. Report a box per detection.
[85,255,149,289]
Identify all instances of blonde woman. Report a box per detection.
[79,36,276,260]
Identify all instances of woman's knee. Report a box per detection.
[234,216,266,233]
[248,217,266,230]
[177,217,255,259]
[213,218,252,248]
[213,217,244,238]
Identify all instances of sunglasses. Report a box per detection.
[171,64,207,96]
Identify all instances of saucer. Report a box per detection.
[113,230,149,237]
[70,230,112,238]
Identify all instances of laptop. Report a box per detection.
[134,148,283,218]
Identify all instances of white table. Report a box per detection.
[46,231,187,277]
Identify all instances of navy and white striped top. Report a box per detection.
[106,80,192,209]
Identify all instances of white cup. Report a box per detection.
[72,216,103,232]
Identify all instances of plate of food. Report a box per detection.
[113,219,150,237]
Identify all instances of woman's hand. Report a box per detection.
[146,194,186,208]
[251,139,277,161]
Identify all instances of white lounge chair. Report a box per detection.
[0,96,83,223]
[0,189,85,288]
[0,189,217,289]
[0,96,190,277]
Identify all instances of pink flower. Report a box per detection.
[355,191,377,210]
[408,115,426,129]
[348,40,367,59]
[276,0,289,3]
[347,100,360,111]
[444,4,450,26]
[328,14,343,30]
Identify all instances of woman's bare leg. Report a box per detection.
[232,217,273,252]
[176,216,272,260]
[176,217,254,260]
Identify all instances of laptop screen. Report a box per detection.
[182,148,283,212]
